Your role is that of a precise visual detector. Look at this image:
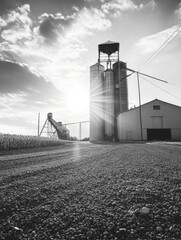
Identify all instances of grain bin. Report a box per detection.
[90,63,105,141]
[113,61,128,113]
[104,69,115,140]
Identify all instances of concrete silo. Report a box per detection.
[90,63,105,141]
[90,41,127,142]
[104,69,115,140]
[113,61,128,113]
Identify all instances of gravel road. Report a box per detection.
[0,142,181,240]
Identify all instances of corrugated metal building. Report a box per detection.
[117,99,181,141]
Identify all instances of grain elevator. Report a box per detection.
[90,41,128,141]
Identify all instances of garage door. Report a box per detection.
[147,129,171,141]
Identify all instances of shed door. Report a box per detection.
[147,129,171,141]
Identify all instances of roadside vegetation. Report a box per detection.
[0,133,66,150]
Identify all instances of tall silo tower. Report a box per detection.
[90,63,105,141]
[90,41,127,141]
[113,61,128,113]
[98,41,120,140]
[104,69,115,140]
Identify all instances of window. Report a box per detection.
[153,105,160,110]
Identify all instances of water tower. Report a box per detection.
[90,41,128,142]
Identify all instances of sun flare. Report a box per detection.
[66,86,89,114]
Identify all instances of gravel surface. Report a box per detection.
[0,142,181,240]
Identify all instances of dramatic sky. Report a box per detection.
[0,0,181,136]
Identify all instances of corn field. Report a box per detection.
[0,133,65,150]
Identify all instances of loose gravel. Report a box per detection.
[0,142,181,240]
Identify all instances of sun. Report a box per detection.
[66,86,89,114]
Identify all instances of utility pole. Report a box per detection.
[137,73,143,141]
[120,67,167,141]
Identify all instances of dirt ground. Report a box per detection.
[0,142,181,240]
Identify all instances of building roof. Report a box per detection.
[141,99,181,109]
[117,99,181,116]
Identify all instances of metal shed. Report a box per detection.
[117,99,181,141]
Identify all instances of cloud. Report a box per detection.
[0,0,23,14]
[135,25,180,54]
[0,91,45,135]
[79,7,111,31]
[67,7,111,40]
[38,13,72,43]
[0,59,67,133]
[0,4,32,43]
[0,60,62,103]
[0,3,113,134]
[0,4,112,91]
[0,4,111,55]
[175,2,181,19]
[0,17,7,27]
[102,0,139,15]
[0,61,70,135]
[6,4,31,24]
[1,24,32,43]
[101,0,156,16]
[1,4,110,59]
[35,6,111,45]
[0,93,26,110]
[0,3,112,108]
[139,0,156,10]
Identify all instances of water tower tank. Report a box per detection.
[90,63,105,142]
[99,41,119,56]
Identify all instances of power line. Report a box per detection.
[147,29,181,65]
[140,23,181,70]
[124,66,167,83]
[167,82,181,88]
[139,75,181,101]
[141,24,181,69]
